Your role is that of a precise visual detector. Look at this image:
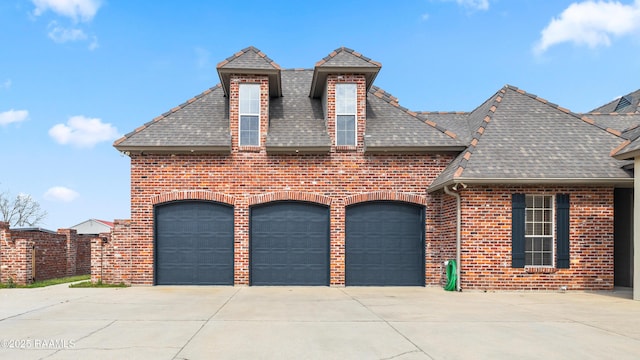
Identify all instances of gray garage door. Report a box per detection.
[346,201,425,286]
[250,202,329,285]
[155,201,234,285]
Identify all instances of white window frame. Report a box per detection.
[524,194,555,267]
[335,83,357,146]
[239,83,260,147]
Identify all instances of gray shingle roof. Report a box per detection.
[315,47,382,68]
[583,114,640,138]
[217,46,281,70]
[216,46,282,97]
[266,70,330,152]
[114,85,231,153]
[590,89,640,114]
[366,87,465,151]
[310,47,381,98]
[429,85,633,191]
[115,66,465,154]
[417,112,471,144]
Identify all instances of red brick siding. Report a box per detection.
[458,185,614,290]
[113,152,453,285]
[229,75,269,151]
[75,235,92,275]
[326,75,367,151]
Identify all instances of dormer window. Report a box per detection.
[239,83,260,146]
[336,83,357,146]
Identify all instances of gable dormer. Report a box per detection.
[310,47,381,150]
[217,46,281,150]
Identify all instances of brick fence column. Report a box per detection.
[91,236,106,283]
[59,229,78,277]
[0,222,9,284]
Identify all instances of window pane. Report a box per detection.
[240,115,259,146]
[336,84,356,114]
[526,222,533,236]
[534,196,543,208]
[337,115,355,146]
[543,223,552,236]
[543,238,552,251]
[525,253,533,266]
[526,196,533,208]
[240,84,260,115]
[542,253,552,265]
[533,253,542,266]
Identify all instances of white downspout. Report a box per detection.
[444,185,461,292]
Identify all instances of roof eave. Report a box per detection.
[365,146,467,154]
[114,145,231,155]
[428,177,634,193]
[217,67,282,98]
[265,145,331,154]
[309,66,380,98]
[613,148,640,160]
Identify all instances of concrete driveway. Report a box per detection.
[0,285,639,359]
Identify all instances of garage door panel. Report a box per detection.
[346,202,424,286]
[155,201,234,285]
[251,202,329,286]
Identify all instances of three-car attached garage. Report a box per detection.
[154,200,425,286]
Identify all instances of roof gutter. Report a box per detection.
[429,177,634,193]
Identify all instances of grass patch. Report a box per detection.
[0,274,90,289]
[69,279,129,288]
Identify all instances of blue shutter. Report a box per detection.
[512,194,526,268]
[556,194,570,269]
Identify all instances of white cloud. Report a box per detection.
[535,0,640,54]
[44,186,79,202]
[48,22,87,43]
[1,79,11,90]
[49,115,120,148]
[0,109,29,126]
[421,13,430,21]
[32,0,102,22]
[456,0,489,11]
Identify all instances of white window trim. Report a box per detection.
[239,83,260,147]
[524,194,556,268]
[335,83,357,146]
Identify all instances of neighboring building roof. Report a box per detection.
[429,85,633,192]
[70,219,114,235]
[590,89,640,114]
[309,47,381,98]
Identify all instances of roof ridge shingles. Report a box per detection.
[113,84,222,146]
[315,46,382,68]
[216,46,281,70]
[452,87,506,179]
[369,85,458,140]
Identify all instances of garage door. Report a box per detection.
[346,201,424,286]
[155,201,234,285]
[250,202,329,285]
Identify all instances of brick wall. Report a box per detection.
[105,152,454,285]
[91,219,131,284]
[457,185,614,291]
[0,222,92,285]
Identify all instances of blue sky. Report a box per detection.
[1,0,639,230]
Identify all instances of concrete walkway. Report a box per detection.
[0,285,638,359]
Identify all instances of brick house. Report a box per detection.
[105,46,638,291]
